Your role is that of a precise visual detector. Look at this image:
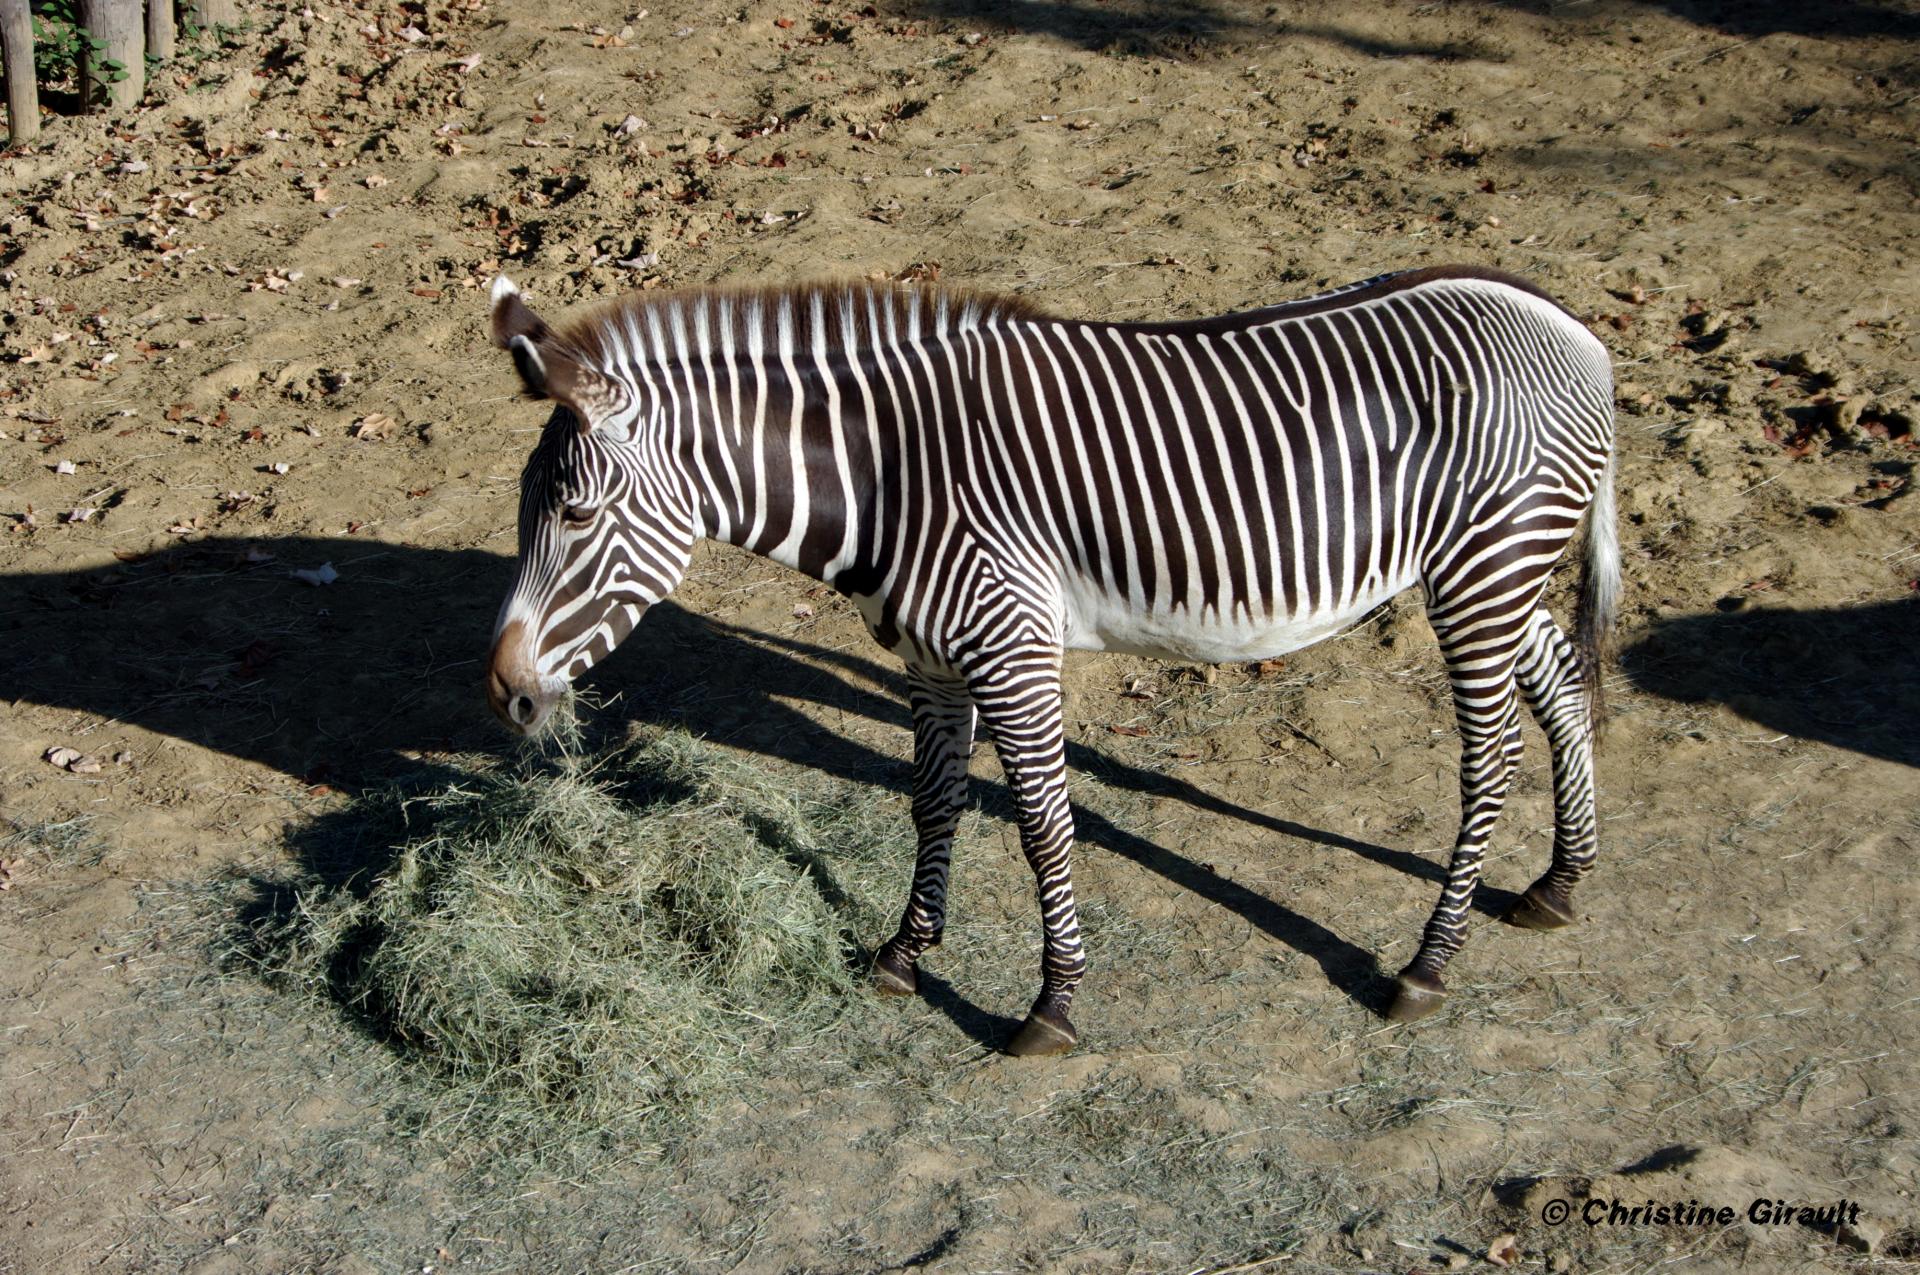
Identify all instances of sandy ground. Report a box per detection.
[2,0,1919,1271]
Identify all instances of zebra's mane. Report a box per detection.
[558,280,1050,371]
[547,265,1578,373]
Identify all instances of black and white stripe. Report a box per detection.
[485,265,1619,1048]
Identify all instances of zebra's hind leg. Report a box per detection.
[968,654,1086,1056]
[1504,609,1599,932]
[873,669,976,997]
[1388,618,1528,1023]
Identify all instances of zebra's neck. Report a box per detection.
[596,284,1010,590]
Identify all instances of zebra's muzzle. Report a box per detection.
[486,620,558,736]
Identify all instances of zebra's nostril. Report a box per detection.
[511,694,534,724]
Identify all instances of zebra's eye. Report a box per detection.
[560,503,597,528]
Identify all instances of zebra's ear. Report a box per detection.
[543,357,630,435]
[490,276,625,431]
[492,276,554,397]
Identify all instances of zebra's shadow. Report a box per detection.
[0,534,1481,1032]
[1621,598,1920,769]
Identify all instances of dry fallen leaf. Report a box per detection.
[1487,1233,1520,1268]
[54,459,76,474]
[44,746,103,774]
[351,413,395,440]
[63,507,97,523]
[250,269,303,293]
[291,562,339,587]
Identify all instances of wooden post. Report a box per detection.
[186,0,238,29]
[0,0,37,145]
[147,0,174,63]
[80,0,146,113]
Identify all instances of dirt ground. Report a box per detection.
[3,0,1919,1270]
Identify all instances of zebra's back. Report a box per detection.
[949,269,1611,664]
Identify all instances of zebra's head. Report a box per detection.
[485,277,696,735]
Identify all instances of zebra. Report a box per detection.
[483,265,1618,1055]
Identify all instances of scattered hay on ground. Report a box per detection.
[231,725,906,1157]
[1,815,106,873]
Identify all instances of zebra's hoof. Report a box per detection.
[871,947,918,996]
[1504,884,1576,931]
[1386,971,1447,1023]
[1006,1008,1077,1057]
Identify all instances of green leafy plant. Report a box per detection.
[30,1,90,86]
[29,0,122,93]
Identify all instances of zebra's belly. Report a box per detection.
[1059,573,1417,664]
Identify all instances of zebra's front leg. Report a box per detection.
[969,658,1085,1056]
[873,669,976,998]
[1388,638,1527,1023]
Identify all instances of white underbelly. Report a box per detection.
[1060,574,1418,663]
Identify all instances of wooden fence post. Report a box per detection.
[80,0,147,113]
[187,0,238,28]
[0,0,37,145]
[147,0,175,63]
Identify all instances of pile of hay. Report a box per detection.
[241,728,904,1151]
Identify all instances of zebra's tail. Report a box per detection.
[1574,448,1620,732]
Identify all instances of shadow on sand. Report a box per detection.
[904,0,1920,58]
[1622,598,1920,769]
